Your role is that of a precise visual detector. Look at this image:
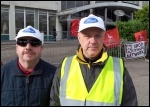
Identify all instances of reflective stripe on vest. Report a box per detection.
[60,55,124,106]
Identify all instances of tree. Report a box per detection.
[134,4,149,23]
[115,4,149,41]
[134,4,149,38]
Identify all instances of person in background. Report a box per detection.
[52,26,57,41]
[1,26,56,106]
[49,14,138,106]
[145,42,149,61]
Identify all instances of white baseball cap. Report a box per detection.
[78,14,106,32]
[15,26,44,44]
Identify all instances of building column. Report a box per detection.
[104,8,107,29]
[56,15,62,40]
[47,12,49,35]
[9,2,16,40]
[90,9,93,14]
[130,12,134,20]
[67,14,71,39]
[34,10,39,30]
[89,1,95,14]
[104,8,107,22]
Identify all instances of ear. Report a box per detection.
[16,44,18,53]
[41,45,43,49]
[16,44,18,48]
[77,32,80,40]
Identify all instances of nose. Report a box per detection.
[25,43,32,50]
[90,36,97,43]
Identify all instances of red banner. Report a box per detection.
[104,27,120,48]
[134,30,147,43]
[71,19,80,36]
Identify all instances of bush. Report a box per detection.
[115,4,149,41]
[116,20,147,41]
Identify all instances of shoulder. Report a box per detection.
[1,59,16,69]
[111,56,124,62]
[40,59,57,71]
[1,59,17,75]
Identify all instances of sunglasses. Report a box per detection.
[17,39,42,47]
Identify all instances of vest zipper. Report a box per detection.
[26,76,29,83]
[26,76,29,106]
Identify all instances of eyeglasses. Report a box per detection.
[17,39,42,47]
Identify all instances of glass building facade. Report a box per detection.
[1,1,149,41]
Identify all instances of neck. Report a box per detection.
[84,50,103,63]
[19,59,39,70]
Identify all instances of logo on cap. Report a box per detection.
[22,28,36,33]
[84,18,98,24]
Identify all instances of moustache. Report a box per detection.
[23,51,35,55]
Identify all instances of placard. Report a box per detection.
[124,41,145,59]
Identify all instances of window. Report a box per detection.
[49,16,56,35]
[83,1,89,5]
[15,8,24,34]
[76,1,83,7]
[133,1,139,5]
[26,9,34,27]
[61,1,67,10]
[75,1,89,7]
[123,1,139,5]
[1,6,9,34]
[49,11,56,34]
[16,7,35,34]
[39,10,47,34]
[66,1,75,9]
[72,10,89,18]
[143,1,149,5]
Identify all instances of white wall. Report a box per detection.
[1,1,61,11]
[1,1,62,40]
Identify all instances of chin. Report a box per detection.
[24,60,33,62]
[88,54,97,58]
[23,57,34,62]
[89,51,98,55]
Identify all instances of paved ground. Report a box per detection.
[124,58,149,106]
[1,40,149,106]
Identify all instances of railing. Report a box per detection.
[41,31,77,41]
[1,40,149,66]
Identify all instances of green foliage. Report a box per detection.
[134,4,149,37]
[115,4,149,41]
[134,4,149,23]
[116,20,147,41]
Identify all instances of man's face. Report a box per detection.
[16,37,43,63]
[78,27,105,59]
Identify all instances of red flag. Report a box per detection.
[104,27,120,48]
[71,19,80,36]
[134,30,147,43]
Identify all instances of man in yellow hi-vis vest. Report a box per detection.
[50,14,138,106]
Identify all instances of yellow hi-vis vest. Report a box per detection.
[60,55,124,106]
